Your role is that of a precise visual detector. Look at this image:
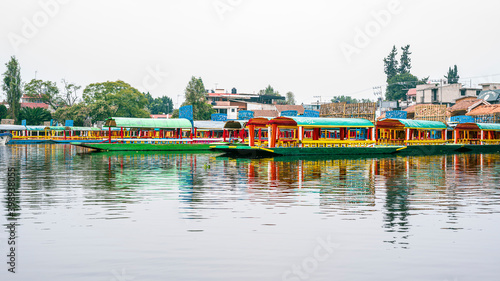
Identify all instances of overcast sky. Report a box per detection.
[1,0,500,107]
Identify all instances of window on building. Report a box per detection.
[231,108,235,112]
[432,89,438,102]
[460,89,466,96]
[476,90,481,96]
[219,109,227,114]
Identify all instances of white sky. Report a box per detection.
[1,0,500,107]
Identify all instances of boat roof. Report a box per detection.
[105,117,192,129]
[224,120,247,130]
[246,117,273,128]
[268,117,375,128]
[0,125,27,131]
[193,120,226,130]
[377,119,447,129]
[26,126,46,131]
[44,126,73,130]
[71,126,102,131]
[455,122,500,131]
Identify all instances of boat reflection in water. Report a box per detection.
[4,144,500,249]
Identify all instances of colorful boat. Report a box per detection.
[375,119,500,154]
[452,122,500,153]
[0,125,27,145]
[71,117,227,151]
[211,117,405,157]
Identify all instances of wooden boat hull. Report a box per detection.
[71,142,217,152]
[7,139,52,144]
[210,145,405,157]
[394,144,500,155]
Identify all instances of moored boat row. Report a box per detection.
[3,116,500,158]
[210,117,500,157]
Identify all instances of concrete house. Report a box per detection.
[415,83,481,106]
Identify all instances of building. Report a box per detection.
[206,88,288,119]
[415,83,481,106]
[466,104,500,123]
[20,95,49,110]
[479,83,500,91]
[446,97,489,117]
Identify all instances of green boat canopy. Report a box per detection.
[477,123,500,130]
[377,119,447,129]
[26,126,47,131]
[44,126,72,131]
[105,117,192,129]
[455,122,500,131]
[268,117,374,128]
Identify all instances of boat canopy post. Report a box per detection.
[270,124,277,148]
[249,125,255,146]
[108,126,111,143]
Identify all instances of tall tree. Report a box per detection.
[182,77,213,120]
[259,85,280,96]
[285,91,296,105]
[19,107,52,125]
[0,104,8,120]
[2,56,22,122]
[398,45,412,74]
[82,80,150,118]
[24,79,62,110]
[385,73,420,101]
[61,79,81,106]
[444,65,459,84]
[145,92,174,114]
[383,46,399,82]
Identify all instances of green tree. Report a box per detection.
[285,91,296,105]
[2,56,22,122]
[398,45,412,74]
[444,65,459,84]
[171,109,179,118]
[385,73,420,101]
[24,79,62,109]
[19,107,52,125]
[331,95,359,104]
[0,104,7,120]
[145,92,174,114]
[82,80,150,118]
[259,85,280,96]
[53,103,91,126]
[89,100,115,123]
[383,46,399,82]
[182,76,214,120]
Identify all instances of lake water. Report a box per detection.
[1,144,500,281]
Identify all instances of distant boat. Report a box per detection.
[0,125,26,145]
